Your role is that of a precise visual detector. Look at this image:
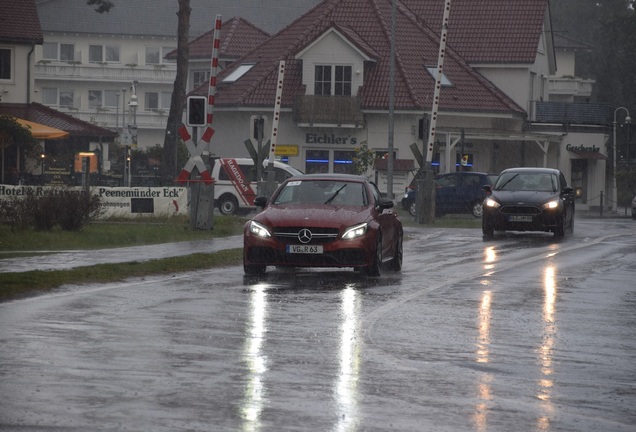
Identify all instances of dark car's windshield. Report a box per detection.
[495,172,558,192]
[273,179,367,206]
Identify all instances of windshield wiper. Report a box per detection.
[324,184,347,204]
[497,173,518,191]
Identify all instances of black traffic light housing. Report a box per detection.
[186,96,207,127]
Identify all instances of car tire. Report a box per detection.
[218,194,239,215]
[482,219,494,240]
[244,263,266,275]
[387,232,403,272]
[364,234,382,277]
[409,201,416,217]
[471,201,484,218]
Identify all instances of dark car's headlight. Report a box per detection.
[484,198,500,209]
[249,220,271,238]
[342,223,368,240]
[541,200,560,210]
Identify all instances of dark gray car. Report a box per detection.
[482,167,575,239]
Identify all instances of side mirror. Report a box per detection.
[482,185,492,196]
[254,196,268,208]
[563,186,574,196]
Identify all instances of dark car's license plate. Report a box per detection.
[286,245,323,254]
[508,215,533,222]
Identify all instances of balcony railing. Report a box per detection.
[293,95,364,127]
[535,101,613,126]
[35,62,176,84]
[548,77,594,97]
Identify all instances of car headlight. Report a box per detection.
[485,198,500,208]
[249,220,271,238]
[342,222,368,240]
[541,200,560,210]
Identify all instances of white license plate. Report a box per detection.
[509,215,533,222]
[286,245,323,254]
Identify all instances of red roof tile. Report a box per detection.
[0,0,43,44]
[403,0,549,64]
[196,0,526,116]
[167,17,270,61]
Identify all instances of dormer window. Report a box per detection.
[314,65,352,96]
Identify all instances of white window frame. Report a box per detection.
[223,64,255,83]
[89,44,119,64]
[314,64,352,96]
[426,67,453,87]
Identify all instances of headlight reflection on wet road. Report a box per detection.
[334,285,361,432]
[537,265,557,430]
[241,283,268,432]
[474,289,493,431]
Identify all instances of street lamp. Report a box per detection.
[613,107,631,212]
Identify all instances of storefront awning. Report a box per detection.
[16,118,69,140]
[572,151,607,160]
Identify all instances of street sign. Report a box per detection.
[122,132,132,146]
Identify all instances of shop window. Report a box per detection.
[334,150,355,174]
[306,149,329,174]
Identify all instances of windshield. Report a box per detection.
[273,179,367,206]
[495,172,558,192]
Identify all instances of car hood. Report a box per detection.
[491,190,560,205]
[254,205,370,228]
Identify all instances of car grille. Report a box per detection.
[273,227,340,245]
[500,206,541,215]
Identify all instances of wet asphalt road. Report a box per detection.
[0,218,635,431]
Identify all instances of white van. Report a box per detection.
[211,158,303,215]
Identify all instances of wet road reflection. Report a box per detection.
[537,265,557,430]
[474,289,493,431]
[242,283,268,431]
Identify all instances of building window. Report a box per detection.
[193,70,209,88]
[88,90,102,108]
[334,66,352,96]
[145,47,160,65]
[104,90,119,108]
[42,43,75,61]
[315,65,352,96]
[426,67,452,87]
[314,65,331,95]
[60,90,74,108]
[305,149,330,174]
[42,88,58,105]
[0,48,12,80]
[222,64,255,83]
[145,92,159,110]
[89,45,119,63]
[334,150,355,174]
[163,47,176,63]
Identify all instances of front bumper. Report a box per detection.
[243,230,377,268]
[483,206,563,232]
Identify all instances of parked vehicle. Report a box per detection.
[632,193,636,220]
[401,172,498,218]
[212,158,303,215]
[243,174,403,276]
[482,167,575,239]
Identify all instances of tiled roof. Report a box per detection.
[166,17,270,61]
[403,0,550,64]
[553,34,592,51]
[0,0,43,44]
[197,0,525,115]
[0,103,117,138]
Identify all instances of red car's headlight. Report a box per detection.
[249,220,271,238]
[342,223,368,240]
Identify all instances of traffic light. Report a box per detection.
[253,117,265,140]
[186,96,207,127]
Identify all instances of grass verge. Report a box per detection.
[0,248,243,302]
